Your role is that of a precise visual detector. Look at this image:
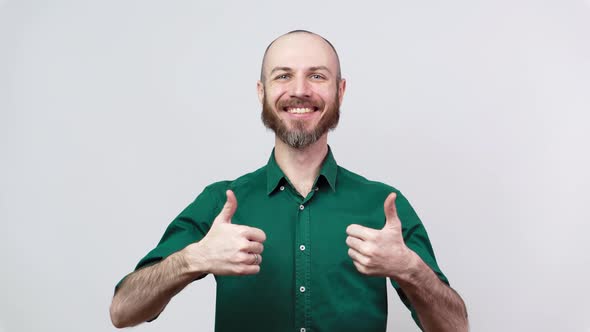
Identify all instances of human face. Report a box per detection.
[258,33,346,149]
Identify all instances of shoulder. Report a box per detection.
[200,165,267,201]
[336,165,418,212]
[337,165,400,195]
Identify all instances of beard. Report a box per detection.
[261,90,340,149]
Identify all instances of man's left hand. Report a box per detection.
[346,192,417,278]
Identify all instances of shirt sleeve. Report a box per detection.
[389,191,450,330]
[114,183,224,294]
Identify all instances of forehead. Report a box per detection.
[263,33,338,74]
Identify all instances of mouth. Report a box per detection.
[282,106,320,114]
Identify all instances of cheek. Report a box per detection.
[316,85,338,99]
[318,91,338,105]
[266,89,286,105]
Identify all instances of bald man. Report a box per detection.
[110,30,468,332]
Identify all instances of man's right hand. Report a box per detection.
[183,189,266,276]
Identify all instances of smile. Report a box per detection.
[283,107,319,114]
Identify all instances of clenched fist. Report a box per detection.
[346,192,418,278]
[184,190,267,276]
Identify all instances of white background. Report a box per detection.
[1,0,589,331]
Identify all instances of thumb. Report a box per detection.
[216,190,237,223]
[383,192,399,226]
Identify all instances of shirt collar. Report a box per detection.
[266,145,338,195]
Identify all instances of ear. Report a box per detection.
[337,78,347,105]
[257,80,265,105]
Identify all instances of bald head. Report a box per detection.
[260,30,342,83]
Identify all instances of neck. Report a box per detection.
[274,134,329,196]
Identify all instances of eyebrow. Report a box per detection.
[269,66,333,76]
[309,66,332,74]
[270,67,293,75]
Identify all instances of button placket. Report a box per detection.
[294,199,311,330]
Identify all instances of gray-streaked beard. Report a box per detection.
[261,93,340,150]
[282,119,321,149]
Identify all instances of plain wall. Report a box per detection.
[1,0,589,331]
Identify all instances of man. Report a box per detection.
[110,30,468,331]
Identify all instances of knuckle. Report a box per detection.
[242,253,253,264]
[229,254,240,264]
[355,263,367,274]
[364,245,376,257]
[234,265,247,275]
[233,252,247,264]
[252,243,263,254]
[238,227,248,236]
[235,264,256,275]
[360,256,371,266]
[238,240,249,251]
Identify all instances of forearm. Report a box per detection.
[394,253,468,332]
[110,248,206,328]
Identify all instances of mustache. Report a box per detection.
[277,97,324,110]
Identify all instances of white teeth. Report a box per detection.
[287,108,314,114]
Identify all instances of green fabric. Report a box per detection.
[124,146,448,332]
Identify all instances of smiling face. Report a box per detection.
[258,32,346,149]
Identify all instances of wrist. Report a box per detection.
[179,243,209,279]
[391,249,423,283]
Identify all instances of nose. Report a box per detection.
[290,76,311,98]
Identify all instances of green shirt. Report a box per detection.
[125,147,448,332]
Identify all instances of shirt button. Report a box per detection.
[299,204,305,210]
[299,286,306,292]
[299,245,306,251]
[279,186,285,191]
[314,187,319,191]
[300,328,306,332]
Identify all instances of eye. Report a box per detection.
[275,74,290,80]
[310,74,325,80]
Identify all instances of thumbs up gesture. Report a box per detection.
[185,190,266,276]
[345,193,417,278]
